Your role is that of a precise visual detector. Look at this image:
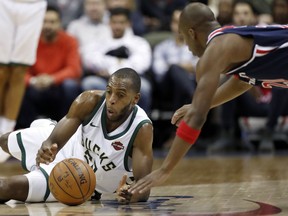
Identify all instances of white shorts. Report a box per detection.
[0,0,47,65]
[7,119,84,202]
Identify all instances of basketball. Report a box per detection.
[49,158,96,206]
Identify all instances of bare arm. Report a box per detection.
[171,35,254,125]
[210,76,252,108]
[117,122,153,203]
[36,90,104,166]
[130,122,153,202]
[129,34,254,194]
[172,76,252,125]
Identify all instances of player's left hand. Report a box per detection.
[116,174,132,204]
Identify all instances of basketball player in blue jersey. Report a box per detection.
[129,2,288,194]
[0,67,153,204]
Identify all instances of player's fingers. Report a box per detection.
[171,111,183,125]
[129,179,151,194]
[117,175,127,194]
[36,155,50,166]
[121,174,127,186]
[118,174,127,189]
[36,147,54,165]
[171,104,189,125]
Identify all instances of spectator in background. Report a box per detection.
[16,5,82,129]
[258,13,273,25]
[67,0,110,49]
[0,0,47,162]
[152,8,199,149]
[232,0,258,26]
[106,0,146,36]
[47,0,84,29]
[272,0,288,24]
[216,0,234,26]
[152,8,198,111]
[138,0,189,32]
[81,7,152,114]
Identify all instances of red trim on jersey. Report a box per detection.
[208,25,234,42]
[256,49,275,54]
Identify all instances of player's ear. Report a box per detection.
[188,28,196,39]
[133,93,140,105]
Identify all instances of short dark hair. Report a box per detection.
[109,7,131,20]
[46,4,62,19]
[110,68,141,93]
[233,0,259,15]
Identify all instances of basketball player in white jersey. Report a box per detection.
[0,68,153,204]
[0,0,47,162]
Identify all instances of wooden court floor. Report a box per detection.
[1,152,288,216]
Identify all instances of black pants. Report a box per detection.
[16,80,80,129]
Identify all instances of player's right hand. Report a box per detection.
[171,104,190,126]
[36,143,58,166]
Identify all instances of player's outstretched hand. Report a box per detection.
[36,143,58,166]
[116,174,132,204]
[128,168,170,195]
[171,104,190,126]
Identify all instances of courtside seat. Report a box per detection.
[239,116,288,143]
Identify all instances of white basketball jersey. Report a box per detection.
[81,96,152,194]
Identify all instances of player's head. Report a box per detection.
[109,7,131,39]
[105,68,141,122]
[179,3,219,57]
[42,5,61,41]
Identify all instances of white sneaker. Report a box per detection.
[0,148,10,163]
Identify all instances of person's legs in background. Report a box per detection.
[0,65,27,162]
[168,65,196,110]
[81,76,107,91]
[259,88,288,153]
[0,65,13,162]
[16,85,63,129]
[0,65,10,135]
[60,79,81,117]
[157,65,196,149]
[1,65,27,133]
[138,76,152,115]
[208,91,269,154]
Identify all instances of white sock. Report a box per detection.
[0,116,11,162]
[0,148,10,163]
[0,116,4,134]
[1,117,16,134]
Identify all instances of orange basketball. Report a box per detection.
[49,158,96,206]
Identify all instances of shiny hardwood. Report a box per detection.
[1,152,288,215]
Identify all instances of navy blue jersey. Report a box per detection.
[207,25,288,88]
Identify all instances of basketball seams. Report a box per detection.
[62,159,86,203]
[49,158,96,206]
[50,164,83,204]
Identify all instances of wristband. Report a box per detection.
[176,120,201,145]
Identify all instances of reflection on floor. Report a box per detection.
[1,151,288,215]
